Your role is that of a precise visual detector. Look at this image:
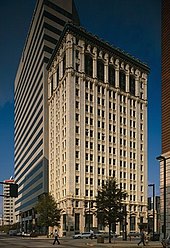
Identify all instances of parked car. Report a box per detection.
[93,232,103,238]
[73,232,93,239]
[96,232,114,238]
[9,230,17,236]
[128,231,140,237]
[93,231,118,239]
[23,232,31,237]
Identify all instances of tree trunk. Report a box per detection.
[109,222,111,243]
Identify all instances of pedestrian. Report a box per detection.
[138,229,146,246]
[53,229,60,245]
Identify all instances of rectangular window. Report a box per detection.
[63,54,66,75]
[129,75,135,96]
[85,54,93,77]
[76,151,79,158]
[76,101,79,109]
[76,113,79,122]
[90,118,93,125]
[76,139,79,146]
[76,88,79,96]
[75,76,79,84]
[86,141,88,148]
[76,163,79,170]
[90,154,93,161]
[76,176,79,183]
[76,188,79,195]
[109,65,115,86]
[119,71,126,91]
[97,60,104,81]
[76,126,79,134]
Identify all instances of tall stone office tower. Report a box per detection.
[3,178,15,226]
[159,0,170,238]
[47,23,149,236]
[14,0,79,232]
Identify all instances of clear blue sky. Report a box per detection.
[0,0,161,214]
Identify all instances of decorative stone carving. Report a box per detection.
[104,53,109,61]
[130,67,134,74]
[87,44,91,52]
[110,56,114,64]
[99,50,103,58]
[125,64,129,72]
[93,47,97,55]
[120,61,124,70]
[115,59,119,68]
[135,69,141,77]
[141,73,147,80]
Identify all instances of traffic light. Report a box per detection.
[9,183,18,197]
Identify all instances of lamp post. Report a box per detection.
[148,184,155,240]
[156,155,166,239]
[123,205,127,241]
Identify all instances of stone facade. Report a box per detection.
[48,24,149,236]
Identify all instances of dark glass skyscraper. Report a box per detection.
[14,0,79,231]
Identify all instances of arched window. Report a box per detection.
[97,59,104,82]
[109,65,115,87]
[85,54,93,77]
[129,75,135,96]
[119,70,126,92]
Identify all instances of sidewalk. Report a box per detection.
[34,236,163,248]
[85,240,163,248]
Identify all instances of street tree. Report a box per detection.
[35,193,60,235]
[95,178,128,243]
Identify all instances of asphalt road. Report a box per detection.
[0,233,163,248]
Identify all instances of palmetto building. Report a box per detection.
[47,23,150,236]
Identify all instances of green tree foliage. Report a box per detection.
[35,193,60,233]
[95,178,128,243]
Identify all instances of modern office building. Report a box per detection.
[0,217,3,227]
[3,179,15,226]
[14,0,79,232]
[158,0,170,238]
[47,23,150,236]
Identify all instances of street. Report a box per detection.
[0,233,163,248]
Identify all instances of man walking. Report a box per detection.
[138,229,146,246]
[53,229,60,245]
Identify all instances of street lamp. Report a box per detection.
[123,205,127,241]
[148,184,155,240]
[156,155,166,239]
